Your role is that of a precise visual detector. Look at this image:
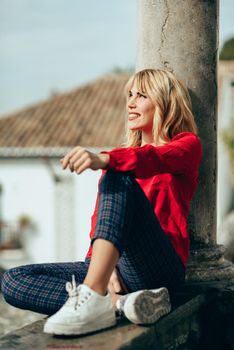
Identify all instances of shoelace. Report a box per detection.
[65,274,91,310]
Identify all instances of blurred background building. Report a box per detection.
[0,73,130,267]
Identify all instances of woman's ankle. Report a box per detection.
[83,280,107,296]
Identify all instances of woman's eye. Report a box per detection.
[127,91,132,98]
[128,92,147,99]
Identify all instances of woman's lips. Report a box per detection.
[128,113,141,120]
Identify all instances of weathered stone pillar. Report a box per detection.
[136,0,234,282]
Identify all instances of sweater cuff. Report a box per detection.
[99,151,115,170]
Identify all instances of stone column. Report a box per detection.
[136,0,234,282]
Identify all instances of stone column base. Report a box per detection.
[185,244,234,283]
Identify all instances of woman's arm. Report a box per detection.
[100,132,202,179]
[60,132,202,179]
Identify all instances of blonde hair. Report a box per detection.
[122,69,198,147]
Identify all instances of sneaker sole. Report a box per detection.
[123,287,171,325]
[43,314,117,336]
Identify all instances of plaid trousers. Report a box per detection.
[1,170,185,315]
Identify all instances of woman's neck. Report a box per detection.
[140,130,167,147]
[140,132,155,146]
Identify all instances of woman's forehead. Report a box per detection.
[128,77,146,93]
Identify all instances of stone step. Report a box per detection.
[0,283,234,350]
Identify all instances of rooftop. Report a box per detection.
[0,73,131,154]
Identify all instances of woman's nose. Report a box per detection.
[127,96,137,108]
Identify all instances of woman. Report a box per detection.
[1,69,202,336]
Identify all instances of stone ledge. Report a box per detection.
[0,292,207,350]
[1,283,234,350]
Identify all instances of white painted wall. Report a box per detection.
[217,76,234,243]
[0,158,101,265]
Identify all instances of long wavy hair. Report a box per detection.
[122,69,198,147]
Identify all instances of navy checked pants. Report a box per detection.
[1,170,185,315]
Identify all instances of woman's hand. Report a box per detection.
[108,268,129,294]
[60,146,110,174]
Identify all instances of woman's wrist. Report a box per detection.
[99,153,110,170]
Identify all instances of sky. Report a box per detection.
[0,0,233,116]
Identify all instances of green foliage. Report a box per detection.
[18,214,31,227]
[111,65,135,74]
[219,37,234,60]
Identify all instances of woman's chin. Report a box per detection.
[128,125,141,131]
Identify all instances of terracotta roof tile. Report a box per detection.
[0,73,131,150]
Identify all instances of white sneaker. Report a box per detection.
[43,275,116,336]
[116,287,171,325]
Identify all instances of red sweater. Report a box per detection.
[85,131,202,266]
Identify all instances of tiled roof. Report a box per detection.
[0,73,131,154]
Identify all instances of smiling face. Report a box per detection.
[126,80,156,133]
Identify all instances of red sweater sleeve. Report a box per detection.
[100,132,202,179]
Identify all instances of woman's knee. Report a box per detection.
[99,170,135,192]
[1,267,22,301]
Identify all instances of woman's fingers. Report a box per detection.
[71,153,87,172]
[113,280,122,293]
[60,147,86,171]
[69,148,86,165]
[60,147,81,169]
[107,282,115,294]
[75,157,92,174]
[108,281,122,294]
[109,269,124,293]
[108,268,129,294]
